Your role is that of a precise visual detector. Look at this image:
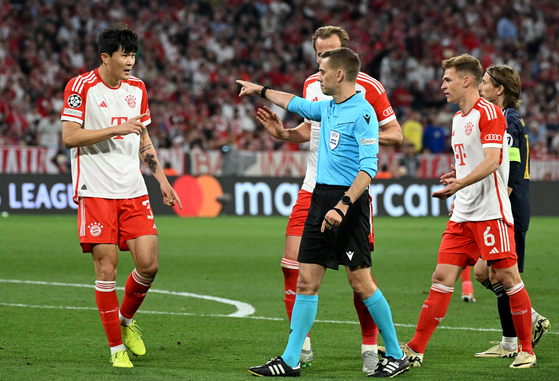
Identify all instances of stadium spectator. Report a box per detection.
[61,23,182,368]
[163,162,179,177]
[401,109,423,153]
[422,115,447,153]
[397,142,420,178]
[36,109,62,150]
[375,164,393,179]
[0,0,558,160]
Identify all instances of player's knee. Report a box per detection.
[95,265,117,281]
[283,250,299,261]
[296,277,319,294]
[431,271,453,287]
[137,263,159,279]
[430,272,443,284]
[348,280,373,300]
[491,271,521,290]
[474,270,487,284]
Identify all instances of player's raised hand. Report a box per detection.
[161,183,183,210]
[236,80,263,97]
[113,113,148,136]
[256,106,288,140]
[432,178,461,199]
[439,164,456,185]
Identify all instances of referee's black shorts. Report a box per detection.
[298,183,372,270]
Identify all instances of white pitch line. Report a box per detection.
[1,302,556,336]
[0,279,254,318]
[1,279,556,336]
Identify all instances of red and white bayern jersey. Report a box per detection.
[300,71,395,192]
[61,69,152,202]
[450,98,513,224]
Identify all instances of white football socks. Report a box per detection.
[119,311,133,327]
[362,344,378,354]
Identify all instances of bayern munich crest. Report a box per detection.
[87,222,103,237]
[465,122,473,136]
[68,94,82,108]
[125,94,137,108]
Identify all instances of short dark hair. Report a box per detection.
[486,64,522,110]
[98,22,138,57]
[319,48,360,82]
[442,54,483,84]
[312,26,350,52]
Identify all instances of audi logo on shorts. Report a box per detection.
[484,134,503,142]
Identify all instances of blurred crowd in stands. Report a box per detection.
[1,0,559,164]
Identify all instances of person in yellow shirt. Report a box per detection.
[401,109,423,152]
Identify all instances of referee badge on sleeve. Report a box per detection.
[329,130,340,150]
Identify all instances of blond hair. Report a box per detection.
[312,26,350,52]
[487,64,522,110]
[320,48,360,82]
[442,54,483,83]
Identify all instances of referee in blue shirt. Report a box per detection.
[238,48,409,378]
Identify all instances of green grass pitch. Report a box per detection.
[0,215,557,380]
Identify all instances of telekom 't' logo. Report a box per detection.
[111,117,128,140]
[454,143,467,166]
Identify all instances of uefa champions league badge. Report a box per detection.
[88,222,104,237]
[68,94,82,108]
[329,131,340,150]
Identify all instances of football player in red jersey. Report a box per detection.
[62,23,181,368]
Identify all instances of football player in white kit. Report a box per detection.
[256,26,403,373]
[392,54,536,370]
[61,23,181,368]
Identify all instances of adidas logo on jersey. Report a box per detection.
[99,101,108,107]
[81,184,87,190]
[489,247,499,254]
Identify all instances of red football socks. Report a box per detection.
[95,281,122,347]
[281,258,299,322]
[120,269,154,320]
[506,282,534,355]
[408,283,453,353]
[355,272,379,345]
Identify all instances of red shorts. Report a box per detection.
[77,195,158,253]
[286,189,375,251]
[286,189,312,236]
[438,220,517,268]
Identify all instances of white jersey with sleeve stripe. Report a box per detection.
[450,97,513,224]
[61,69,152,202]
[301,71,396,192]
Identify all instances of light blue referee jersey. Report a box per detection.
[287,92,379,186]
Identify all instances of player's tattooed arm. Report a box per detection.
[138,127,182,209]
[139,143,152,154]
[143,152,158,174]
[139,141,158,173]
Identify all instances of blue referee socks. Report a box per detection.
[363,289,404,359]
[281,294,318,367]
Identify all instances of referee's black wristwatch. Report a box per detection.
[341,195,353,207]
